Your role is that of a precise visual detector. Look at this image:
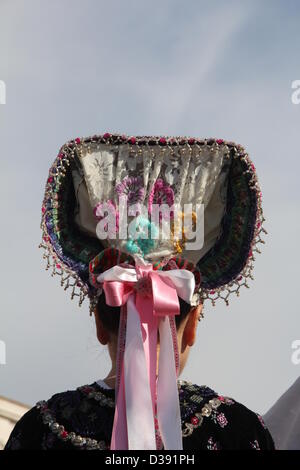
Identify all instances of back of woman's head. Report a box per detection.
[96,293,193,336]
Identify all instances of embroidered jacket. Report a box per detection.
[4,381,275,450]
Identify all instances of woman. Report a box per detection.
[5,133,275,450]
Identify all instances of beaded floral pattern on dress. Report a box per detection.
[5,380,275,450]
[35,380,237,449]
[178,381,234,438]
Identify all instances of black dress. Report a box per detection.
[4,380,275,450]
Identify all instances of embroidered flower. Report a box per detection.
[148,179,174,220]
[172,210,197,253]
[116,176,144,205]
[218,395,234,405]
[216,412,228,428]
[191,416,200,426]
[93,200,119,236]
[125,215,158,256]
[84,151,115,194]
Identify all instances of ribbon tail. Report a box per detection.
[157,316,183,450]
[110,305,128,450]
[124,295,157,449]
[136,293,158,430]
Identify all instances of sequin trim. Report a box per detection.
[36,400,107,450]
[77,385,114,408]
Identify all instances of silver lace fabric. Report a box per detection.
[70,142,230,266]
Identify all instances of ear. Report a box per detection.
[182,304,202,347]
[94,308,109,345]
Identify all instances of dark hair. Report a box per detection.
[96,293,193,335]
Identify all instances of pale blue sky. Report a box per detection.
[0,0,299,414]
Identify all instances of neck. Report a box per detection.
[103,367,117,389]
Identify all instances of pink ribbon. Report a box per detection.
[97,259,195,450]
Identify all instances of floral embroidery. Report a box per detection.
[191,416,200,426]
[218,395,235,405]
[172,210,197,254]
[216,412,228,428]
[179,382,235,438]
[148,179,174,220]
[207,437,221,450]
[125,215,158,256]
[80,380,229,441]
[5,380,275,450]
[84,151,115,194]
[116,176,144,205]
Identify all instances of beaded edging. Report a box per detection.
[36,380,227,448]
[77,385,115,408]
[36,400,107,450]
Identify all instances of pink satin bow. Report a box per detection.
[97,259,195,450]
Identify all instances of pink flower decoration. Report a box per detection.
[191,416,199,425]
[217,412,228,428]
[116,176,144,205]
[148,178,174,220]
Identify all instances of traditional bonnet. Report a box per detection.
[40,133,266,450]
